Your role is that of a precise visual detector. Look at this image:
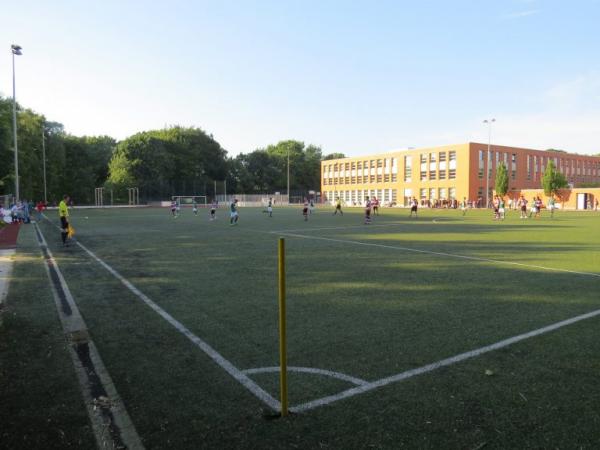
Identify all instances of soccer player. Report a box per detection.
[309,199,315,215]
[372,197,379,216]
[409,197,418,218]
[333,198,343,215]
[230,199,239,225]
[492,196,500,220]
[302,200,309,221]
[210,199,218,220]
[548,196,556,218]
[59,195,70,246]
[267,198,273,217]
[519,196,528,219]
[192,199,198,216]
[499,197,506,220]
[170,200,178,217]
[460,197,468,216]
[364,197,372,224]
[534,196,543,219]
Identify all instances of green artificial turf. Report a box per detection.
[4,205,600,449]
[0,226,96,450]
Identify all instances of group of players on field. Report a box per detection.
[54,191,581,249]
[164,193,564,230]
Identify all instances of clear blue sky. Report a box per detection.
[2,0,599,156]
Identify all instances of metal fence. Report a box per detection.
[214,194,289,207]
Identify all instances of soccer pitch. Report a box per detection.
[8,205,600,448]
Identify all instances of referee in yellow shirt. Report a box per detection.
[59,195,70,246]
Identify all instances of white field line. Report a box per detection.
[75,239,281,411]
[278,232,600,278]
[291,307,600,413]
[243,366,368,386]
[40,214,281,411]
[34,224,144,449]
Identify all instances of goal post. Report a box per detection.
[171,196,208,209]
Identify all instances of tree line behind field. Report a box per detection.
[0,96,342,204]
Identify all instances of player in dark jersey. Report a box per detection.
[333,198,343,215]
[210,199,217,220]
[410,197,418,218]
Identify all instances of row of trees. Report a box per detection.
[0,96,115,204]
[0,95,341,204]
[494,159,568,197]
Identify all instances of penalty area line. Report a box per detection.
[40,214,281,412]
[277,232,600,279]
[291,307,600,413]
[75,239,281,411]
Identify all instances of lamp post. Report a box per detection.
[11,44,22,202]
[42,125,47,204]
[483,118,495,208]
[287,147,290,205]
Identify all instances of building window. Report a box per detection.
[429,188,436,200]
[420,188,427,199]
[377,175,382,183]
[439,188,447,200]
[370,175,375,183]
[384,174,390,182]
[449,187,456,200]
[449,151,457,170]
[404,156,412,182]
[391,174,397,182]
[420,170,427,181]
[429,152,437,163]
[478,150,484,179]
[449,169,456,179]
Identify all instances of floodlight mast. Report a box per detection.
[11,44,22,202]
[483,118,495,208]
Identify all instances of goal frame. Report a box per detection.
[171,196,208,209]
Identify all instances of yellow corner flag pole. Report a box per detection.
[278,238,288,417]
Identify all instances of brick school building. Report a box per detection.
[321,143,600,208]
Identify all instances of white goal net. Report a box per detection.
[172,196,208,209]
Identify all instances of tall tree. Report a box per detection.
[495,162,509,197]
[323,152,346,160]
[106,127,227,201]
[542,159,568,196]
